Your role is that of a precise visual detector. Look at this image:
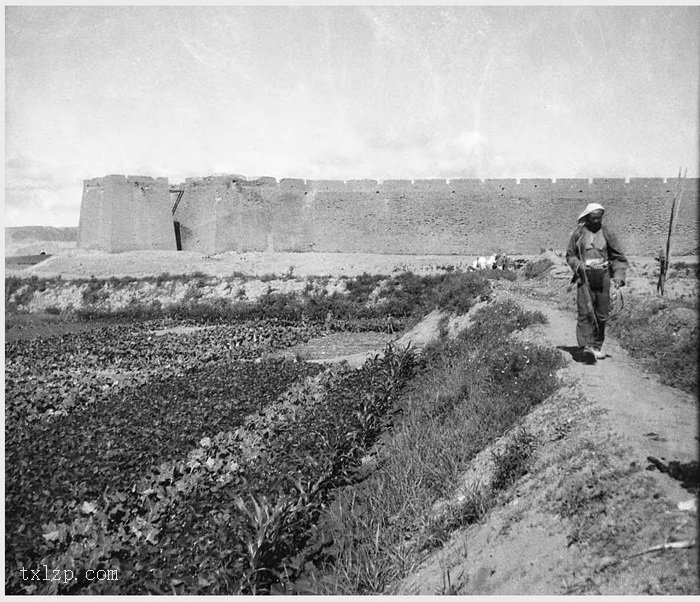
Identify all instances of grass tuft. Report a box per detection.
[491,427,537,492]
[523,257,554,279]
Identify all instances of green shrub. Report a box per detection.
[107,275,139,287]
[482,268,517,281]
[373,270,491,318]
[434,271,490,313]
[670,261,700,279]
[155,271,172,285]
[344,273,385,302]
[453,298,547,348]
[6,276,33,306]
[608,299,698,394]
[81,278,107,305]
[523,257,553,279]
[5,275,53,309]
[259,273,281,282]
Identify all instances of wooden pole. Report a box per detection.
[658,168,687,296]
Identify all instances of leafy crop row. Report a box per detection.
[5,319,322,422]
[5,340,416,594]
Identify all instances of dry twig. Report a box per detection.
[628,539,696,558]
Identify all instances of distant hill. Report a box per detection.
[7,226,78,242]
[5,226,78,257]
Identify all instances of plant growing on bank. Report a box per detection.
[490,427,537,492]
[302,300,564,594]
[18,270,496,329]
[607,297,698,394]
[670,261,700,278]
[81,277,108,305]
[523,257,554,279]
[5,276,37,310]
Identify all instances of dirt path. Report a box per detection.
[393,290,698,595]
[511,291,698,504]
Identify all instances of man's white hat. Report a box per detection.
[577,202,605,221]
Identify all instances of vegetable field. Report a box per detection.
[5,315,416,594]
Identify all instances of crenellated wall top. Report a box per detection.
[85,173,698,195]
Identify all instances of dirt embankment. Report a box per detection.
[390,287,697,595]
[7,274,345,315]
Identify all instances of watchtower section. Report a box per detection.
[78,175,174,252]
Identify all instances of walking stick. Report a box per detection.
[658,168,687,296]
[575,227,598,333]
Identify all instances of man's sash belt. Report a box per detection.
[584,261,609,271]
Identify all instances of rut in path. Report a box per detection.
[512,292,698,504]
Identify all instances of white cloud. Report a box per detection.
[544,102,571,117]
[453,130,486,154]
[362,7,404,46]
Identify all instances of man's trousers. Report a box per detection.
[576,268,610,349]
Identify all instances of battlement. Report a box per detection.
[105,174,700,196]
[346,179,379,192]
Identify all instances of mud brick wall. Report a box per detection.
[215,177,279,253]
[174,175,231,254]
[78,177,113,250]
[78,175,173,252]
[80,174,699,256]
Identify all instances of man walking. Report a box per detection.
[566,203,629,362]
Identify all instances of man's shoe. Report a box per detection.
[593,348,606,360]
[583,346,597,363]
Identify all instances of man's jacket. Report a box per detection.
[565,224,629,284]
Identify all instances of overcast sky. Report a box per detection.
[5,5,699,227]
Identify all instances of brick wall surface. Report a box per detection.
[78,175,174,252]
[78,177,112,250]
[80,174,699,256]
[113,176,173,253]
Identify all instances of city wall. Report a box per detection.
[78,175,699,256]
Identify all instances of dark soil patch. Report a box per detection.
[5,313,128,341]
